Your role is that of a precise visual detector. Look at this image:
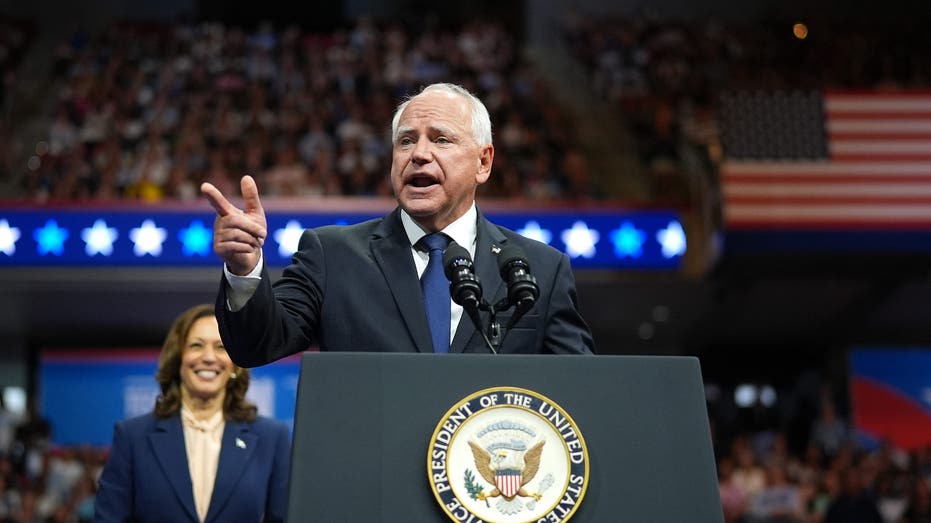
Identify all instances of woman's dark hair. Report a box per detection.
[153,304,256,422]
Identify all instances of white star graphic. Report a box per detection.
[656,221,687,258]
[560,221,600,259]
[82,219,119,256]
[516,220,553,245]
[129,219,167,257]
[273,220,305,257]
[0,219,21,256]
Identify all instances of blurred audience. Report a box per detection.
[16,18,592,203]
[810,398,851,460]
[0,17,33,109]
[712,385,931,523]
[563,10,931,205]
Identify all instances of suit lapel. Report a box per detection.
[451,210,507,353]
[148,416,199,523]
[205,421,257,523]
[371,208,433,353]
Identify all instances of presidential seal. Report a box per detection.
[427,387,589,523]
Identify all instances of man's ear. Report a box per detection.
[476,145,494,184]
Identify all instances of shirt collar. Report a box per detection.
[180,405,224,432]
[400,203,477,252]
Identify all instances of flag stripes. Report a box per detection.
[720,91,931,229]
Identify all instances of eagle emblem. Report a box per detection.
[427,387,589,522]
[468,439,544,501]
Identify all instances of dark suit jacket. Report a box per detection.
[94,413,290,523]
[217,207,594,367]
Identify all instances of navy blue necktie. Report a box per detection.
[419,233,451,353]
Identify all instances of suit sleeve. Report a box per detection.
[93,422,134,523]
[541,252,596,355]
[217,228,326,367]
[264,421,292,523]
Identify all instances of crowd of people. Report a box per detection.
[712,392,931,523]
[17,18,598,203]
[0,17,34,184]
[0,17,32,110]
[0,397,101,523]
[562,11,931,206]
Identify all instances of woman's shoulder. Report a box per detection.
[115,411,169,432]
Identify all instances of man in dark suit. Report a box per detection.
[201,83,594,367]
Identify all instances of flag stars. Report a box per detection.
[610,221,646,258]
[274,220,304,257]
[130,219,167,257]
[657,221,687,259]
[82,219,119,256]
[35,219,69,256]
[561,221,599,259]
[179,220,212,257]
[0,219,21,256]
[517,221,553,245]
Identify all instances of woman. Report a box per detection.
[94,304,290,523]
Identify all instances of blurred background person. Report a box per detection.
[824,468,883,523]
[93,304,290,523]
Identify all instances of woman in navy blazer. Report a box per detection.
[94,304,290,523]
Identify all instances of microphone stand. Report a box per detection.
[463,291,538,355]
[460,298,506,355]
[478,300,501,354]
[475,295,526,355]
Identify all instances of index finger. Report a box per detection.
[240,175,264,214]
[201,182,240,217]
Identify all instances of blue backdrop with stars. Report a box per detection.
[0,208,686,269]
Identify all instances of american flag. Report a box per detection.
[719,90,931,229]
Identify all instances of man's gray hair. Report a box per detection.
[391,83,493,147]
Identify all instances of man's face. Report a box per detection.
[390,90,493,231]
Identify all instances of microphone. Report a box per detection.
[443,243,497,354]
[443,242,482,313]
[496,245,539,329]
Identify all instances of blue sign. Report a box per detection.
[39,349,301,447]
[0,207,685,269]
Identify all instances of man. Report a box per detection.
[202,83,594,367]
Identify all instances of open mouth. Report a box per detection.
[409,175,439,188]
[195,370,221,378]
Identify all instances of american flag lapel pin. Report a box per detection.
[235,437,246,449]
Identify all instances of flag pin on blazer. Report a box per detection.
[236,438,246,449]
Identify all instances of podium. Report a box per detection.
[286,352,723,522]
